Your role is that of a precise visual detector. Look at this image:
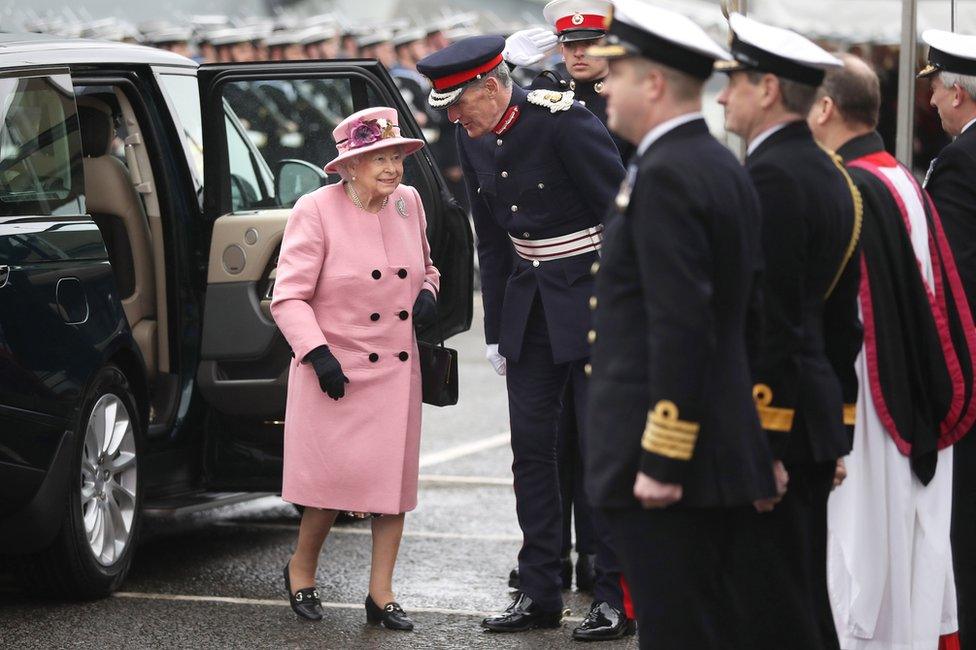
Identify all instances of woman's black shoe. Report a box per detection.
[365,594,414,631]
[283,563,324,621]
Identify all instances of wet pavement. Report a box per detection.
[0,302,639,649]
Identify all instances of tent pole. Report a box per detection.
[896,0,917,167]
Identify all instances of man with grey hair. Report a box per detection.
[920,28,976,649]
[417,36,628,637]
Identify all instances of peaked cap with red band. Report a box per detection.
[543,0,611,43]
[417,35,506,109]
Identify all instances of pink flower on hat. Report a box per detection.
[348,118,383,149]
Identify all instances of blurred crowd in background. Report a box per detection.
[10,8,951,182]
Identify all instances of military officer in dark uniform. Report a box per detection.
[501,0,632,602]
[920,29,976,647]
[584,2,776,647]
[716,14,863,650]
[417,36,631,639]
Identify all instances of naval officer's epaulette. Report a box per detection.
[526,89,575,113]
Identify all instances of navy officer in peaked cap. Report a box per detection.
[584,1,777,647]
[505,0,635,162]
[716,13,863,650]
[417,35,630,639]
[920,28,976,647]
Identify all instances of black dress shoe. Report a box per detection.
[575,553,596,593]
[365,594,414,631]
[482,593,563,632]
[283,563,323,621]
[508,565,520,590]
[572,601,636,641]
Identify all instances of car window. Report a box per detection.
[225,112,265,212]
[219,76,424,210]
[158,73,204,182]
[0,73,85,217]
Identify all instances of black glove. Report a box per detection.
[303,345,349,400]
[412,289,437,327]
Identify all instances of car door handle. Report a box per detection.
[0,266,9,288]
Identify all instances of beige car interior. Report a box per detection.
[77,91,169,379]
[206,209,290,320]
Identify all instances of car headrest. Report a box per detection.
[76,97,114,158]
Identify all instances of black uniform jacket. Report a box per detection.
[457,84,625,363]
[585,117,776,509]
[746,121,862,464]
[926,122,976,323]
[530,65,636,162]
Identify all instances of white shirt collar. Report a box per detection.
[962,117,976,135]
[746,121,794,157]
[636,112,704,157]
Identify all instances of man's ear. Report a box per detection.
[483,77,499,97]
[759,73,779,110]
[815,95,835,126]
[953,83,966,108]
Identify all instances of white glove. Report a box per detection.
[486,344,507,376]
[503,27,558,68]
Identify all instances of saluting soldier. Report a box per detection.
[716,14,863,650]
[506,0,635,161]
[919,29,976,647]
[584,2,776,647]
[417,36,631,639]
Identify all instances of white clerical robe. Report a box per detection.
[827,163,958,650]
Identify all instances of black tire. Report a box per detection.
[17,365,144,599]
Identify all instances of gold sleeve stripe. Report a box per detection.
[753,383,795,433]
[641,400,700,461]
[843,403,856,426]
[757,405,795,432]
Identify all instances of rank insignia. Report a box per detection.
[527,89,574,113]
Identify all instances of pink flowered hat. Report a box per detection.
[324,107,425,174]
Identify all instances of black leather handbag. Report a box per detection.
[418,312,458,407]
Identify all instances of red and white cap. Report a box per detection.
[543,0,612,43]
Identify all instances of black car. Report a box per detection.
[0,33,473,598]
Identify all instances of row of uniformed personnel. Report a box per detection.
[410,0,880,647]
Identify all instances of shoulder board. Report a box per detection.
[526,89,575,114]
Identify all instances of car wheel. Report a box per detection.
[18,365,143,599]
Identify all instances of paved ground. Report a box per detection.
[0,301,638,649]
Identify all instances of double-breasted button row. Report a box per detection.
[588,329,597,344]
[589,296,598,310]
[371,269,409,279]
[370,311,410,321]
[369,351,410,362]
[584,363,592,377]
[591,261,600,275]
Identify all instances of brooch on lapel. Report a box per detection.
[527,90,574,113]
[395,196,408,217]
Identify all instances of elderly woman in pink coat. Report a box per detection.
[270,107,439,630]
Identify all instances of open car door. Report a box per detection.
[196,61,473,489]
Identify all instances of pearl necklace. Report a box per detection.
[345,182,389,213]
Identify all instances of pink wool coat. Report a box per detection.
[270,182,440,514]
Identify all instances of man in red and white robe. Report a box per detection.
[809,53,976,650]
